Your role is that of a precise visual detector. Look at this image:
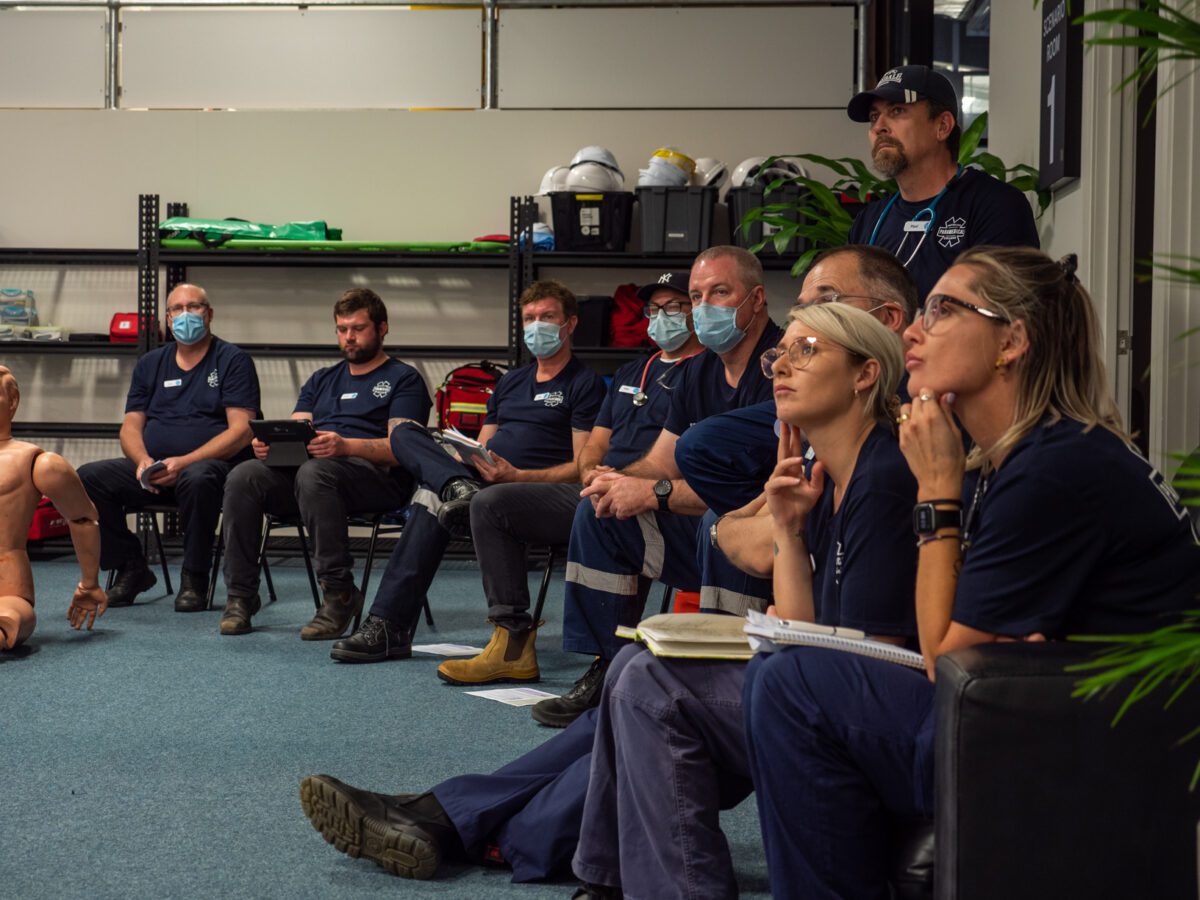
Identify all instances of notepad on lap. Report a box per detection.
[743,609,925,669]
[616,613,754,660]
[439,426,496,467]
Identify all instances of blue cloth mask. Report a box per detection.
[647,310,692,352]
[171,312,207,345]
[524,320,564,358]
[693,291,754,354]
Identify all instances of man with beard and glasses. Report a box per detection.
[846,65,1039,300]
[217,288,431,638]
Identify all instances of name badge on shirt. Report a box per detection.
[904,220,931,233]
[340,392,358,400]
[533,392,548,401]
[163,378,182,388]
[618,385,640,395]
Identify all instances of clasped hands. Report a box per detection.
[581,471,656,519]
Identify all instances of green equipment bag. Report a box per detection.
[159,217,343,248]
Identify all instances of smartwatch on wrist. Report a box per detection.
[912,501,962,537]
[653,479,673,512]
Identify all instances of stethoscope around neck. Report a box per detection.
[631,348,702,406]
[867,165,963,267]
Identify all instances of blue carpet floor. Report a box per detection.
[1,557,770,899]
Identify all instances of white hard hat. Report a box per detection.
[637,157,690,187]
[651,147,696,178]
[565,161,624,192]
[538,165,569,195]
[730,156,769,188]
[570,145,624,179]
[692,157,728,188]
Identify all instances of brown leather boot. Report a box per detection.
[436,624,539,685]
[300,584,364,641]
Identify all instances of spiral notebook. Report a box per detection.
[743,609,926,670]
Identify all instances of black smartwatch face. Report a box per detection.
[912,502,961,536]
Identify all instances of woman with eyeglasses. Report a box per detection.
[569,302,918,900]
[743,246,1200,899]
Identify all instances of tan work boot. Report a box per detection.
[436,624,539,685]
[300,584,364,641]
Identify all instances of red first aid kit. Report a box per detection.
[435,361,508,438]
[28,496,68,541]
[109,313,162,343]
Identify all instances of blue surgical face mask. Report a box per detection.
[647,310,692,352]
[693,290,754,354]
[171,312,207,345]
[524,320,564,358]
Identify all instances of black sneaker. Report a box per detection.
[330,614,413,663]
[105,563,157,607]
[299,775,461,879]
[174,568,209,613]
[531,657,609,728]
[436,477,481,539]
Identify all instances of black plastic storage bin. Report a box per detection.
[636,186,718,253]
[728,183,808,255]
[574,295,612,347]
[549,192,634,252]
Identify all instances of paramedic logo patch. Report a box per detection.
[206,369,219,388]
[542,391,564,408]
[372,380,391,399]
[937,217,967,249]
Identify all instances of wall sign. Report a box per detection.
[1040,0,1083,190]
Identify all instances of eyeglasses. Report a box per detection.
[794,291,889,311]
[643,299,692,318]
[919,293,1010,333]
[166,301,209,316]
[760,335,843,378]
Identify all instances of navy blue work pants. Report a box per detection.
[742,648,936,900]
[696,508,773,616]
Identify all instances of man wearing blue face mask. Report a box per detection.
[331,280,605,668]
[79,283,260,612]
[531,246,785,727]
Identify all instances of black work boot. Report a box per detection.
[572,883,624,899]
[299,775,463,880]
[436,477,482,540]
[174,568,209,613]
[300,584,364,641]
[330,614,413,663]
[105,562,157,608]
[219,594,261,636]
[531,657,610,728]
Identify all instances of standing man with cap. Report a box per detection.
[79,283,260,612]
[846,64,1039,300]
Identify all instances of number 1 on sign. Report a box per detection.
[1046,74,1056,164]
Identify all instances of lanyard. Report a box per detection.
[961,467,990,551]
[632,347,703,406]
[867,166,963,267]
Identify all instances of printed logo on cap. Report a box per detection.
[878,69,903,87]
[372,380,391,399]
[937,217,967,248]
[658,273,674,284]
[207,369,219,388]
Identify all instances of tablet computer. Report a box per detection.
[250,419,318,466]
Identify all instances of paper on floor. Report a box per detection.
[411,643,485,656]
[463,687,559,707]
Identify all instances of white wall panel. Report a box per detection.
[0,9,107,109]
[498,6,854,109]
[120,7,482,110]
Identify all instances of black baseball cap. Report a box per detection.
[847,65,959,123]
[636,271,692,303]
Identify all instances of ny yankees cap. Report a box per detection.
[636,271,692,303]
[847,65,959,123]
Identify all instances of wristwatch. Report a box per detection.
[709,514,727,551]
[912,502,962,537]
[653,479,673,512]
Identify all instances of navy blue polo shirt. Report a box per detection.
[663,320,785,437]
[953,418,1200,638]
[127,336,260,461]
[594,354,682,469]
[848,166,1040,302]
[483,356,606,471]
[295,357,431,439]
[806,425,918,636]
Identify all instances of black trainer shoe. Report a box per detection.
[219,594,261,636]
[174,568,209,613]
[299,775,462,879]
[531,657,610,728]
[330,614,413,663]
[436,477,482,539]
[105,563,157,608]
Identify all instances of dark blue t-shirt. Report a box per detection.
[595,354,682,469]
[663,320,785,437]
[953,418,1200,637]
[483,356,606,471]
[847,167,1040,302]
[806,425,918,636]
[294,357,431,439]
[126,336,260,461]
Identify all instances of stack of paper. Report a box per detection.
[743,609,926,670]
